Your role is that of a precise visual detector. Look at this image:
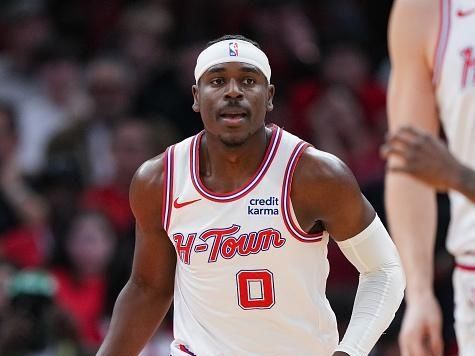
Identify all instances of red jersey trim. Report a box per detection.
[162,145,175,232]
[456,263,475,272]
[432,0,451,85]
[281,142,324,242]
[190,125,282,202]
[179,344,197,356]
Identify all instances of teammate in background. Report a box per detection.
[97,35,405,356]
[383,0,475,355]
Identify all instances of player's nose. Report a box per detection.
[224,78,243,99]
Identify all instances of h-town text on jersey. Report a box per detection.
[172,224,285,264]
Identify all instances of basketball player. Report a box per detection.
[383,0,475,355]
[97,35,405,356]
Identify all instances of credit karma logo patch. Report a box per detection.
[248,197,279,215]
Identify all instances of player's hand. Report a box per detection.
[399,293,443,356]
[381,125,462,192]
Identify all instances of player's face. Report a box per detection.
[192,62,274,147]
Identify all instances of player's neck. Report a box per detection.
[199,126,271,193]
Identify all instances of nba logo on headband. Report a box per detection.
[228,42,239,56]
[194,39,271,83]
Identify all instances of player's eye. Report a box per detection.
[210,78,225,85]
[242,78,256,85]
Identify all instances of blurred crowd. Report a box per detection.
[0,0,455,355]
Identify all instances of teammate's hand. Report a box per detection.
[381,125,462,192]
[399,293,443,356]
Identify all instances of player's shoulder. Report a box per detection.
[136,153,165,182]
[390,0,438,29]
[130,152,166,200]
[392,0,436,14]
[295,146,359,192]
[132,133,196,189]
[389,0,438,64]
[291,147,364,222]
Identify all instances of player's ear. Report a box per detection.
[192,84,199,112]
[266,84,275,112]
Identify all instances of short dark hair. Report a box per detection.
[0,100,18,134]
[206,35,261,49]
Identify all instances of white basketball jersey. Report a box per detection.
[434,0,475,261]
[162,125,338,356]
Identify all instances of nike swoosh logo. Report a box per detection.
[457,8,475,17]
[173,197,201,209]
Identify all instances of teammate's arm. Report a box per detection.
[97,155,177,356]
[293,149,405,356]
[384,0,444,355]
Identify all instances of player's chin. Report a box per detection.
[218,132,250,147]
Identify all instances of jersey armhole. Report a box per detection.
[161,145,175,232]
[432,0,451,85]
[281,142,325,243]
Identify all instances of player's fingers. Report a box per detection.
[399,126,439,151]
[380,144,409,159]
[387,166,410,174]
[398,331,410,356]
[391,127,437,152]
[399,344,410,356]
[408,335,429,356]
[398,336,411,356]
[427,324,444,356]
[399,331,425,356]
[379,144,405,159]
[385,131,415,146]
[386,134,426,156]
[383,138,431,165]
[398,125,425,137]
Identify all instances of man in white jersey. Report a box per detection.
[97,35,405,356]
[383,0,475,355]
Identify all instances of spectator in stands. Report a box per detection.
[81,118,175,235]
[17,40,89,174]
[0,269,83,356]
[289,43,386,189]
[0,258,16,316]
[0,101,49,267]
[0,0,52,107]
[47,57,136,185]
[50,211,116,352]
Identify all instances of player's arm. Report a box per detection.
[384,0,444,355]
[97,155,177,356]
[386,0,438,301]
[293,149,405,356]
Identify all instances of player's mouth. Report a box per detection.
[218,110,249,126]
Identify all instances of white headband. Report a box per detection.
[194,39,271,83]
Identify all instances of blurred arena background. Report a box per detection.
[0,0,455,355]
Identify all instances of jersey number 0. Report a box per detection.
[236,269,275,309]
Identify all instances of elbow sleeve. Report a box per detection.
[334,215,406,356]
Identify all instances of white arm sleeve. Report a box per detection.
[334,215,405,356]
